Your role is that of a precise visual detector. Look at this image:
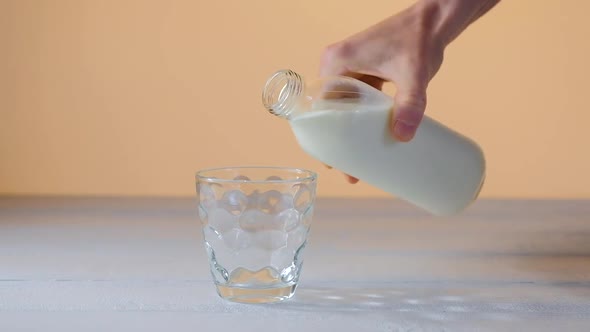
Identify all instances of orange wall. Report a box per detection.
[1,0,589,198]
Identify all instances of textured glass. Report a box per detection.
[196,167,317,303]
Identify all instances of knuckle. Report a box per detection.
[409,92,427,107]
[397,91,427,113]
[322,41,356,63]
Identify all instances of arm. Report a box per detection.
[430,0,502,45]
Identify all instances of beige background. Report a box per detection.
[1,0,589,198]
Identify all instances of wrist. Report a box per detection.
[414,0,500,46]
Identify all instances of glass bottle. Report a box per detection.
[262,69,486,216]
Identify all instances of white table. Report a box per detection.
[1,197,589,331]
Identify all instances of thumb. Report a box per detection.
[391,86,427,142]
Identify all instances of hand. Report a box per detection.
[319,0,500,183]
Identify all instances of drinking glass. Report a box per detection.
[196,167,317,303]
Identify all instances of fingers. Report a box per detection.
[391,86,427,142]
[323,163,359,184]
[320,43,350,77]
[320,43,385,89]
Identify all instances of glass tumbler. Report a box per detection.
[196,167,317,303]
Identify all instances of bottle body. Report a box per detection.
[289,101,485,216]
[263,70,485,216]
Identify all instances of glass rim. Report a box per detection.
[195,166,317,184]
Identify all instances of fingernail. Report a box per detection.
[393,119,417,141]
[345,174,359,184]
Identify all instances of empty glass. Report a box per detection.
[196,167,317,303]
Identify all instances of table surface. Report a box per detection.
[1,196,589,331]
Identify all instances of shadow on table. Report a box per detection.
[268,285,590,323]
[271,286,516,321]
[284,286,410,312]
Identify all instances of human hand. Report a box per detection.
[319,0,499,183]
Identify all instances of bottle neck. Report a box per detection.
[262,69,304,119]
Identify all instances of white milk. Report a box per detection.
[289,101,486,216]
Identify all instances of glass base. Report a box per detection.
[216,283,297,304]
